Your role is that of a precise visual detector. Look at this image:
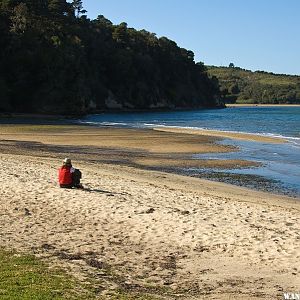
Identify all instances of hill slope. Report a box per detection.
[207,66,300,104]
[0,1,221,115]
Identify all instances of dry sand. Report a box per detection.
[0,125,299,299]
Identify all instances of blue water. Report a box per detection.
[78,107,300,196]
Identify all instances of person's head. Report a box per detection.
[63,158,72,167]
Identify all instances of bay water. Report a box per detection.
[78,106,300,197]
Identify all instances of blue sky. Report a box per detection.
[81,0,300,75]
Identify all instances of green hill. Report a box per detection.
[207,66,300,104]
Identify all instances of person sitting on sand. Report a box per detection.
[58,158,83,189]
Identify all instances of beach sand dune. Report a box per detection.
[0,153,299,299]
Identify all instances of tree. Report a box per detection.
[0,0,224,114]
[48,0,69,17]
[186,50,195,61]
[229,62,235,68]
[95,14,112,27]
[112,22,128,43]
[10,2,28,34]
[0,0,22,9]
[0,77,11,111]
[72,0,86,17]
[23,0,48,14]
[229,83,240,94]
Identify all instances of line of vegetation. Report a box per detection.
[0,0,221,115]
[207,65,300,104]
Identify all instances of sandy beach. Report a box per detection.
[0,125,299,299]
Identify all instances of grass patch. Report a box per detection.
[0,248,168,300]
[0,248,95,300]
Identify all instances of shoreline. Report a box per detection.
[1,152,299,207]
[226,103,300,107]
[154,126,287,143]
[1,103,299,119]
[0,123,296,197]
[0,106,225,120]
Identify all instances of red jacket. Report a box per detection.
[58,166,72,185]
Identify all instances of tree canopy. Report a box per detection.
[0,0,221,114]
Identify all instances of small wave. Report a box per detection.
[77,121,300,144]
[260,132,300,141]
[143,123,163,127]
[77,121,101,125]
[154,124,212,131]
[78,121,129,126]
[154,125,300,142]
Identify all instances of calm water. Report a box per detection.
[79,107,300,196]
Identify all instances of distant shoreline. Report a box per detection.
[226,103,300,107]
[0,104,299,121]
[0,106,225,120]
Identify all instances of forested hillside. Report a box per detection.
[207,66,300,104]
[0,0,221,115]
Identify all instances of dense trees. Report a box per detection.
[0,0,221,115]
[207,66,300,104]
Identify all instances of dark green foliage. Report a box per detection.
[48,0,70,16]
[0,1,220,115]
[72,0,86,17]
[207,66,300,104]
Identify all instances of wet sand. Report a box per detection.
[0,124,299,299]
[154,127,287,143]
[0,125,254,168]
